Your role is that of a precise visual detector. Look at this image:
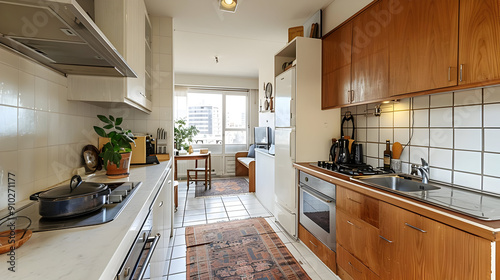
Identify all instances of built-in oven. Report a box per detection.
[299,171,336,251]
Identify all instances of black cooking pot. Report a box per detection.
[34,175,110,219]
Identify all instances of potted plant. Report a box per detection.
[93,115,135,178]
[174,119,199,152]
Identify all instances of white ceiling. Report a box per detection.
[145,0,334,78]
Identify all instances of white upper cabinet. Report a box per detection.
[68,0,152,113]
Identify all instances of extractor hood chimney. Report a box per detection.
[0,0,137,77]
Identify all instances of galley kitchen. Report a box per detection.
[1,0,500,280]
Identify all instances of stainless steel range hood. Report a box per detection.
[0,0,137,77]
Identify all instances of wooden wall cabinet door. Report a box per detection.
[389,0,459,96]
[322,22,352,109]
[459,0,500,85]
[379,202,491,280]
[351,0,390,103]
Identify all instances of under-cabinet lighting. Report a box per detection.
[220,0,238,12]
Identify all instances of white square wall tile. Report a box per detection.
[394,128,409,144]
[430,92,453,107]
[379,128,393,143]
[484,129,500,153]
[453,172,482,190]
[413,95,429,109]
[484,104,500,127]
[366,128,378,142]
[356,104,367,115]
[411,128,429,146]
[454,129,482,151]
[454,105,482,127]
[0,105,18,152]
[430,168,452,184]
[367,114,379,128]
[454,151,481,174]
[356,128,367,142]
[366,143,379,157]
[366,157,379,167]
[412,109,429,127]
[380,112,393,127]
[18,108,35,149]
[484,86,500,104]
[409,146,428,165]
[394,111,410,127]
[454,89,482,105]
[430,108,453,127]
[430,129,453,149]
[0,63,19,107]
[429,148,452,169]
[484,153,500,177]
[18,71,35,109]
[393,99,410,111]
[483,176,500,194]
[356,114,366,128]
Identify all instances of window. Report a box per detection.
[174,88,249,154]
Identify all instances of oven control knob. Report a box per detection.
[108,194,123,203]
[317,161,322,166]
[326,163,331,169]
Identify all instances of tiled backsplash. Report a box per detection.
[341,86,500,194]
[0,16,173,210]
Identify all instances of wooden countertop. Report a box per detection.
[294,162,500,241]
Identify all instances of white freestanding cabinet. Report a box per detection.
[255,148,276,216]
[273,37,340,237]
[68,0,152,113]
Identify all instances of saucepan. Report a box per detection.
[31,175,110,219]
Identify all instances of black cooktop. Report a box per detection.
[0,182,142,232]
[311,161,391,176]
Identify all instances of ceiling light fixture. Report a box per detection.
[219,0,237,13]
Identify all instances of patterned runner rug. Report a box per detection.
[194,177,249,197]
[185,218,311,280]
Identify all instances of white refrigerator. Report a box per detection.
[274,68,297,236]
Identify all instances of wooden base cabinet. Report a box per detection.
[337,245,380,280]
[379,202,491,280]
[298,224,337,273]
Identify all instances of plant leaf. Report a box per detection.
[97,115,111,124]
[109,115,115,122]
[115,118,123,126]
[94,126,107,137]
[103,124,113,129]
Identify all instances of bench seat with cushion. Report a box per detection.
[235,146,255,192]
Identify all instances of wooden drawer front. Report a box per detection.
[337,187,379,228]
[338,245,379,280]
[298,224,337,273]
[337,210,380,274]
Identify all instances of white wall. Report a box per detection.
[175,73,258,90]
[322,0,374,35]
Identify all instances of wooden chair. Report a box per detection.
[187,167,210,190]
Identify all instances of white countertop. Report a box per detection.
[0,160,172,280]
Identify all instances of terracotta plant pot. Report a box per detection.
[106,152,132,179]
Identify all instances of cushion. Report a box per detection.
[247,144,255,158]
[238,157,254,168]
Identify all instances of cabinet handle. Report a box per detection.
[348,261,362,273]
[448,66,451,81]
[347,90,351,103]
[379,235,393,243]
[405,222,427,233]
[348,197,361,204]
[351,90,355,103]
[459,64,463,82]
[346,220,361,229]
[309,240,318,248]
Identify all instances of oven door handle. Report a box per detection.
[300,185,334,203]
[135,233,161,280]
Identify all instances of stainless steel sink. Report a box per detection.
[355,175,440,193]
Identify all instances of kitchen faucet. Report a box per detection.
[410,158,429,184]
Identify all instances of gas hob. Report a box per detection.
[311,161,391,176]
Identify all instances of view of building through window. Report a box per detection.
[175,89,248,147]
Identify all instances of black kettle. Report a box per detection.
[330,138,350,164]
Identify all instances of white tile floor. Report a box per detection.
[148,180,340,280]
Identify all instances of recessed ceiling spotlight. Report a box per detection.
[219,0,237,13]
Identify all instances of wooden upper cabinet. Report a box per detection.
[322,22,352,109]
[379,202,491,280]
[389,0,459,96]
[351,0,390,103]
[459,0,500,85]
